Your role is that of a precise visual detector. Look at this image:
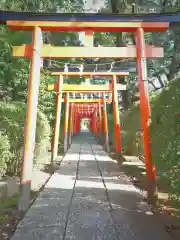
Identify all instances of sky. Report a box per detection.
[83,0,105,12]
[79,0,106,43]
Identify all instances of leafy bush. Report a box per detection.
[120,106,142,155]
[0,101,51,176]
[34,109,51,167]
[0,133,11,178]
[108,107,142,154]
[151,80,180,211]
[120,79,180,213]
[0,102,25,175]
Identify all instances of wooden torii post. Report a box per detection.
[98,93,103,137]
[7,18,168,210]
[51,75,63,161]
[102,92,109,152]
[112,75,122,153]
[68,102,74,146]
[64,92,69,152]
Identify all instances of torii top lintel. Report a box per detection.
[0,11,172,32]
[51,72,129,77]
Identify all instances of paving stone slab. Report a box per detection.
[92,146,170,240]
[65,143,117,240]
[11,146,80,240]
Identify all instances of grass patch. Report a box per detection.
[0,195,19,222]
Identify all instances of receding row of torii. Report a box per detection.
[48,72,128,162]
[5,17,169,211]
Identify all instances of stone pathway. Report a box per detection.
[11,132,170,240]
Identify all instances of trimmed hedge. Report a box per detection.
[0,101,51,177]
[151,81,180,210]
[107,108,142,154]
[118,79,180,214]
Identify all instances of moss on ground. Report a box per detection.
[0,195,19,222]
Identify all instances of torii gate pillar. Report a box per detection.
[136,27,157,205]
[103,93,109,152]
[52,75,63,162]
[112,75,122,153]
[18,27,42,212]
[98,95,102,137]
[69,103,74,146]
[64,92,69,152]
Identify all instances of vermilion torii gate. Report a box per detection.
[49,87,113,158]
[63,101,110,150]
[6,15,169,211]
[49,71,129,160]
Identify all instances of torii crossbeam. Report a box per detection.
[48,83,126,92]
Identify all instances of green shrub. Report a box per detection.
[34,109,51,167]
[108,107,142,155]
[0,102,25,175]
[120,105,142,155]
[0,133,12,178]
[0,101,51,176]
[120,79,180,214]
[151,80,180,211]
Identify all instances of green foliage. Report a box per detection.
[38,72,56,122]
[151,79,180,210]
[36,109,51,144]
[0,0,86,179]
[0,133,11,177]
[108,105,142,154]
[0,102,25,176]
[120,105,143,155]
[34,109,51,168]
[120,79,180,214]
[0,25,31,101]
[0,194,19,219]
[0,102,51,177]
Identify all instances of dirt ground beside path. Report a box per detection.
[0,165,56,240]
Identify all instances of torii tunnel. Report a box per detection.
[48,72,128,158]
[1,10,176,212]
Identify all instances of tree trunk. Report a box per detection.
[168,33,180,79]
[43,32,51,68]
[161,0,169,13]
[110,0,134,110]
